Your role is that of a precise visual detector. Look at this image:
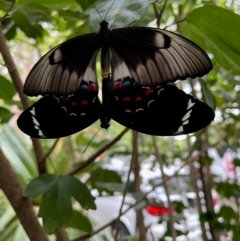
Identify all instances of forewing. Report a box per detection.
[17,82,101,138]
[24,33,100,96]
[110,80,214,136]
[110,27,212,87]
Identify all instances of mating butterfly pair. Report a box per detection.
[17,20,214,138]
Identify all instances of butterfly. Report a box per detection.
[17,20,214,138]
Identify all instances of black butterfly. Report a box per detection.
[17,21,214,138]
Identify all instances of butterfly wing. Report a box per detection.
[17,82,101,138]
[110,27,212,87]
[23,33,101,96]
[110,81,214,136]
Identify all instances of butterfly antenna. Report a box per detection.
[82,128,102,153]
[103,0,117,20]
[90,0,103,21]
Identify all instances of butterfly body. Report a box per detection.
[17,21,214,138]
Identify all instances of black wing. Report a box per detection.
[110,27,212,87]
[23,33,101,96]
[110,79,214,136]
[17,82,101,138]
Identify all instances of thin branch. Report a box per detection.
[0,0,16,22]
[56,228,71,241]
[114,131,137,240]
[2,20,15,35]
[0,24,46,174]
[164,1,192,30]
[41,139,59,163]
[152,3,160,27]
[158,0,168,28]
[152,136,176,241]
[0,148,49,241]
[69,128,129,175]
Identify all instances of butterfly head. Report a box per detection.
[100,20,109,30]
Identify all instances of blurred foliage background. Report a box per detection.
[0,0,240,240]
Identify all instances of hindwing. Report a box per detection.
[110,80,214,136]
[17,81,100,138]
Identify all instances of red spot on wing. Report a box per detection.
[135,96,142,101]
[114,81,122,89]
[145,89,153,96]
[89,83,97,92]
[81,100,88,105]
[123,96,131,102]
[72,102,77,106]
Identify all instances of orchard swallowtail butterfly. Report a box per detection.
[17,20,214,138]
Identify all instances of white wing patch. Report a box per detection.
[187,99,195,110]
[181,109,192,122]
[174,99,195,134]
[111,50,132,81]
[174,126,184,134]
[154,32,165,47]
[30,107,36,116]
[52,49,63,63]
[30,107,46,138]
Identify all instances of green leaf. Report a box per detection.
[17,0,79,10]
[216,181,240,199]
[0,125,37,182]
[218,205,238,221]
[38,177,72,233]
[86,0,156,30]
[0,107,13,123]
[95,182,125,193]
[233,158,240,167]
[0,76,16,102]
[25,174,57,197]
[66,210,92,233]
[75,0,98,10]
[60,175,96,210]
[180,5,240,75]
[12,4,50,38]
[88,167,122,194]
[199,78,216,110]
[25,174,95,233]
[18,3,52,24]
[57,9,82,23]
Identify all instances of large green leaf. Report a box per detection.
[0,125,37,184]
[17,0,79,10]
[11,3,54,38]
[88,167,122,194]
[66,210,92,233]
[180,5,240,75]
[0,107,13,123]
[75,0,98,10]
[86,0,156,30]
[199,78,216,110]
[0,76,16,102]
[25,174,96,233]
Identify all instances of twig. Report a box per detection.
[114,131,137,240]
[158,0,168,28]
[0,0,16,22]
[152,136,176,241]
[41,139,59,163]
[68,128,129,175]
